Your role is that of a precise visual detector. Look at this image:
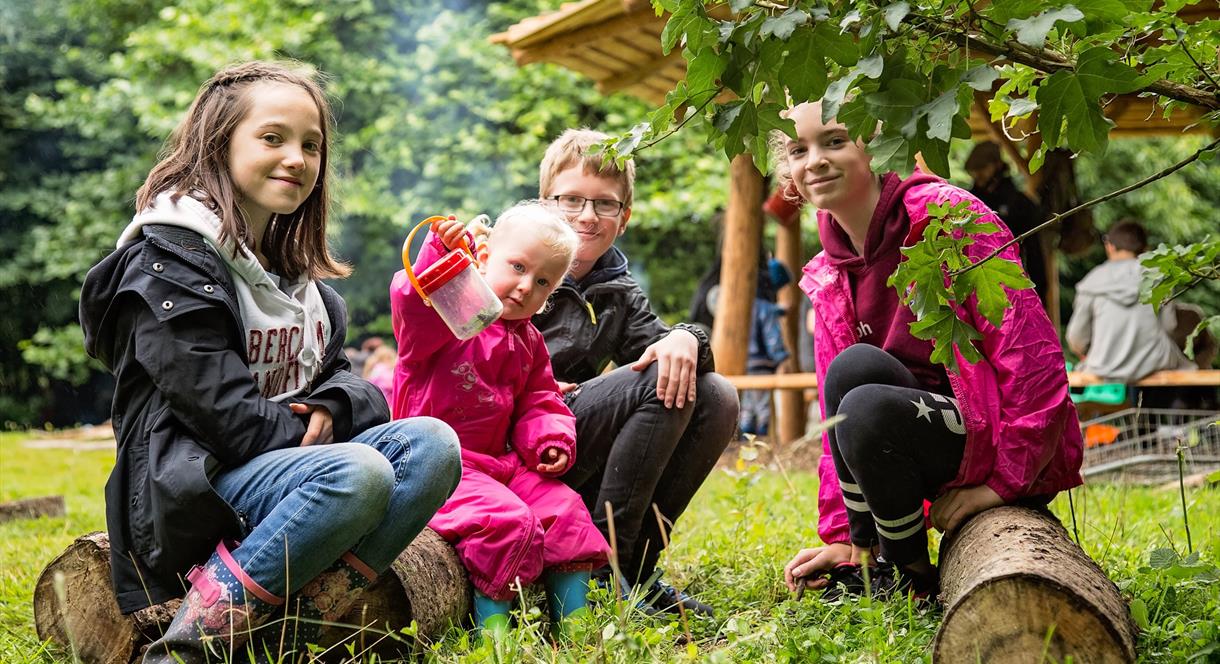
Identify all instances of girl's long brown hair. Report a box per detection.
[136,60,349,280]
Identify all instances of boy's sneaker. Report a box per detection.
[641,579,714,618]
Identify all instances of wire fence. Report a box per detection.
[1081,408,1220,484]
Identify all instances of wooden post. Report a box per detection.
[774,221,806,445]
[712,154,764,376]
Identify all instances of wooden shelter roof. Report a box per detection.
[492,0,1216,137]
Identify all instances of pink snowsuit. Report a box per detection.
[390,232,609,600]
[801,177,1084,546]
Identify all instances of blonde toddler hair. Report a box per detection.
[488,201,579,273]
[539,128,635,208]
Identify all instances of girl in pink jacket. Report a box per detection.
[390,202,609,635]
[778,101,1083,600]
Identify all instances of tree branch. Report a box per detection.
[950,136,1220,278]
[636,87,725,153]
[912,14,1220,111]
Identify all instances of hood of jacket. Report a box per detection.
[117,192,331,401]
[1075,258,1143,307]
[818,170,943,272]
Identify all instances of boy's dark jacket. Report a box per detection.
[79,224,389,613]
[533,245,713,383]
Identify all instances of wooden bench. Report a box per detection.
[725,369,1220,391]
[725,370,1220,444]
[1068,369,1220,387]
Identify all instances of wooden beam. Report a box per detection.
[1069,369,1220,387]
[599,49,686,94]
[726,373,819,390]
[511,9,664,65]
[712,155,764,376]
[723,369,1220,390]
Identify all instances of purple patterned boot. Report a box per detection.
[252,551,378,662]
[143,541,284,663]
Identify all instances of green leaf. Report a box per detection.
[661,4,693,55]
[729,0,753,12]
[883,2,910,31]
[661,3,713,55]
[1129,598,1149,630]
[822,75,857,120]
[781,27,829,102]
[814,22,860,66]
[1006,96,1038,118]
[961,65,999,92]
[857,54,884,79]
[865,79,923,125]
[685,47,727,97]
[1037,70,1113,153]
[1148,547,1178,569]
[1076,46,1146,96]
[920,91,960,142]
[958,255,1035,327]
[757,101,797,141]
[761,9,808,41]
[1006,6,1085,48]
[714,100,758,160]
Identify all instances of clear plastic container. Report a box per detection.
[403,215,503,340]
[415,248,503,340]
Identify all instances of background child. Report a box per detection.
[363,343,398,403]
[390,203,609,634]
[740,257,793,438]
[79,61,461,662]
[777,101,1083,599]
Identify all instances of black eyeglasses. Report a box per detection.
[546,195,625,218]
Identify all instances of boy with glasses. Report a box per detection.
[530,128,739,616]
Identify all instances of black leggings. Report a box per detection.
[823,344,966,565]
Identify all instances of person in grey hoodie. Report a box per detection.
[1066,219,1195,383]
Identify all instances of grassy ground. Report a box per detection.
[1,431,1217,663]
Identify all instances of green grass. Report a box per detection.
[2,433,1217,662]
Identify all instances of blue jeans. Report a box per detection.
[211,417,461,597]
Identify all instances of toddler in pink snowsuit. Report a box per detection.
[390,202,609,633]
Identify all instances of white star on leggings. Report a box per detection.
[911,397,934,422]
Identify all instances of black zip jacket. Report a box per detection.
[79,225,389,613]
[532,245,712,383]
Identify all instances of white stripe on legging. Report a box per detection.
[842,496,871,513]
[872,507,924,529]
[876,517,926,540]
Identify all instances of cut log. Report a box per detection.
[933,506,1137,663]
[34,529,469,664]
[0,495,66,523]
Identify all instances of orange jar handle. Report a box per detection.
[402,215,479,306]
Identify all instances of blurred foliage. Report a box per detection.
[3,1,1219,427]
[0,0,729,427]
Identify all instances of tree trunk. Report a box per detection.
[34,529,469,664]
[933,506,1137,663]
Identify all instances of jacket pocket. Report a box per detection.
[125,408,160,555]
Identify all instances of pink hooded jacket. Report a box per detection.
[801,176,1084,545]
[389,231,575,472]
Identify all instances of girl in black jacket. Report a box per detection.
[80,61,461,663]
